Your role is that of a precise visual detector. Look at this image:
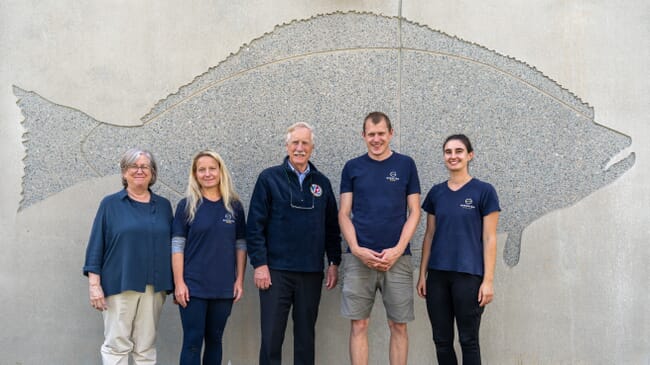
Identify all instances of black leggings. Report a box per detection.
[425,269,484,365]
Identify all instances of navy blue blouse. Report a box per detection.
[83,189,174,297]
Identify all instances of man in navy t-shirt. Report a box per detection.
[339,112,421,365]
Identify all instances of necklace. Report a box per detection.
[127,188,150,202]
[447,176,472,191]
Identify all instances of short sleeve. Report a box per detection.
[340,161,353,194]
[234,201,246,241]
[406,157,421,195]
[172,198,189,238]
[421,185,437,215]
[480,183,501,217]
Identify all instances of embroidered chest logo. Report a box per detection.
[222,213,235,224]
[385,170,400,182]
[310,184,322,197]
[460,198,476,210]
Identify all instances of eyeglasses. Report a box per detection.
[127,164,151,172]
[285,170,314,210]
[290,189,314,210]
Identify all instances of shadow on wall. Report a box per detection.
[13,11,634,266]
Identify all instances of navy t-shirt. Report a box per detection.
[340,152,420,253]
[172,198,246,299]
[421,178,500,276]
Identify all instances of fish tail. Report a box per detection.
[13,86,101,211]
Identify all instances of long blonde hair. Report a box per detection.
[184,150,240,223]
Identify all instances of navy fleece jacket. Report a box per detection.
[246,158,341,272]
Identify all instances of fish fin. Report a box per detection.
[503,230,522,267]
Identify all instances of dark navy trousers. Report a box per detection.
[259,269,324,365]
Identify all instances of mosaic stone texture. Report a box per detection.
[14,12,635,266]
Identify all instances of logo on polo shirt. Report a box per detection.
[460,198,475,209]
[222,213,235,224]
[385,170,400,182]
[310,184,322,197]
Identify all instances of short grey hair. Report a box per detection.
[119,148,158,188]
[285,122,315,144]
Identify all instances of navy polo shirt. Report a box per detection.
[83,189,174,296]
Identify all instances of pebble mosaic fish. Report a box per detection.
[14,12,634,266]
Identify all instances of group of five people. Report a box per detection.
[83,111,500,365]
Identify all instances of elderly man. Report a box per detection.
[339,111,421,365]
[247,122,342,365]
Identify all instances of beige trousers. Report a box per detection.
[101,285,166,365]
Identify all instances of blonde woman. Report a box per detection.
[172,150,246,365]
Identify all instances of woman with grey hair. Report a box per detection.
[83,148,174,365]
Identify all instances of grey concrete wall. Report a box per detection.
[1,1,648,364]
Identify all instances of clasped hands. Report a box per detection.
[353,246,401,272]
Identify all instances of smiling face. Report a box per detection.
[443,138,474,173]
[194,155,221,191]
[363,118,393,160]
[286,126,314,172]
[122,154,152,190]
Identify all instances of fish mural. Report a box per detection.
[14,12,634,266]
